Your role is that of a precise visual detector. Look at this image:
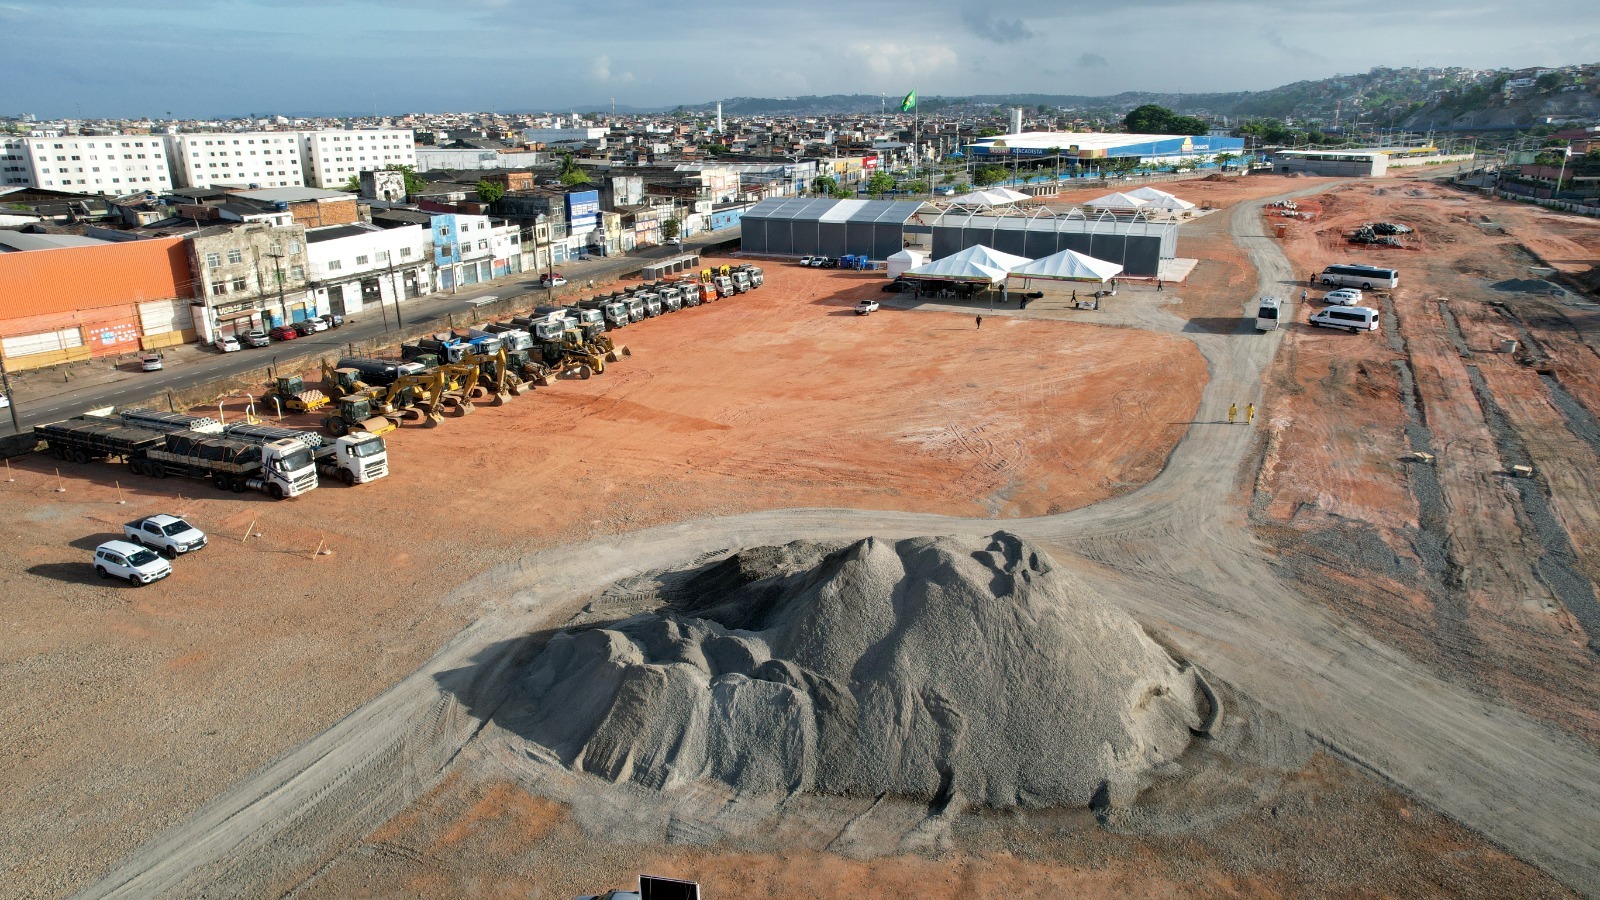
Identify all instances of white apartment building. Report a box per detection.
[165,132,305,189]
[299,129,417,188]
[3,135,173,194]
[303,222,434,319]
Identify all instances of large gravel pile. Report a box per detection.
[514,532,1204,808]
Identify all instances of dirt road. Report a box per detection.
[82,183,1600,897]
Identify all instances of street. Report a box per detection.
[0,230,736,434]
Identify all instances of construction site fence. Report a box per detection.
[1494,187,1600,219]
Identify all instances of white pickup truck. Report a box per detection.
[123,514,208,558]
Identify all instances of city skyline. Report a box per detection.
[3,0,1599,118]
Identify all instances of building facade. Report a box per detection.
[299,129,417,188]
[4,135,173,194]
[186,223,312,343]
[430,213,521,290]
[165,132,305,189]
[304,223,433,320]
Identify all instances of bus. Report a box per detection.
[1255,297,1281,331]
[1319,264,1398,290]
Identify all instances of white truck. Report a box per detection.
[224,422,389,485]
[123,514,208,558]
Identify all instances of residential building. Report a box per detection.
[303,223,433,320]
[299,129,417,188]
[229,187,361,229]
[430,213,521,290]
[186,222,312,343]
[165,132,305,189]
[4,135,173,194]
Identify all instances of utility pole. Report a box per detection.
[0,350,20,433]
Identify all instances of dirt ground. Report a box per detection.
[1261,177,1600,747]
[0,261,1203,897]
[300,752,1571,900]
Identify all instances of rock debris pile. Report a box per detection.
[515,532,1205,808]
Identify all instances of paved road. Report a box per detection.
[80,193,1600,897]
[1,233,734,435]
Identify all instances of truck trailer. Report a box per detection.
[224,422,389,485]
[35,417,317,499]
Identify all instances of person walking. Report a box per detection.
[1072,289,1077,302]
[1301,289,1308,303]
[975,315,983,330]
[1156,278,1163,292]
[1228,402,1238,425]
[1246,403,1256,425]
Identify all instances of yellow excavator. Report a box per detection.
[434,362,480,416]
[462,345,526,406]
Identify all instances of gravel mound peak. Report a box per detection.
[516,532,1203,808]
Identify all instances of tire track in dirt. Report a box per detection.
[79,181,1600,899]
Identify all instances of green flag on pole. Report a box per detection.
[900,90,917,112]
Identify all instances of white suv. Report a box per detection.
[93,539,173,585]
[1323,288,1363,305]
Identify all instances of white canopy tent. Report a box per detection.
[1007,248,1124,285]
[904,244,1033,284]
[886,247,927,279]
[1085,191,1149,210]
[1126,186,1196,210]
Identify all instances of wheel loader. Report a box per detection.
[565,307,630,363]
[261,371,329,414]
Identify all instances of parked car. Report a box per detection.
[140,353,164,371]
[540,273,568,287]
[1323,288,1364,305]
[269,325,299,342]
[292,321,316,336]
[317,313,343,329]
[800,256,824,267]
[93,539,172,586]
[242,330,271,348]
[881,278,913,293]
[0,393,9,410]
[123,514,207,559]
[216,335,241,353]
[855,299,880,315]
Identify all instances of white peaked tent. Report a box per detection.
[886,247,927,279]
[1126,186,1197,210]
[1008,248,1124,284]
[1085,191,1149,210]
[984,187,1031,203]
[905,244,1032,283]
[948,187,1031,207]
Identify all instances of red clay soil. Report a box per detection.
[0,262,1203,897]
[1264,177,1600,746]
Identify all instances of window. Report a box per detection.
[478,240,488,250]
[290,240,301,254]
[205,252,221,268]
[376,250,388,262]
[328,260,342,271]
[231,277,247,292]
[400,246,412,258]
[355,254,369,265]
[226,248,242,264]
[290,265,304,280]
[439,226,450,236]
[211,283,228,296]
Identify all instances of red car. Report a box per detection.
[269,325,299,341]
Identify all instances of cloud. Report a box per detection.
[1078,52,1108,68]
[850,42,958,81]
[960,6,1035,43]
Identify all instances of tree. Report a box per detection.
[1124,104,1176,133]
[475,179,505,204]
[661,217,681,241]
[812,175,839,195]
[976,127,1003,138]
[1214,152,1238,170]
[1535,72,1565,93]
[557,152,592,186]
[973,164,1009,186]
[381,164,426,197]
[342,174,361,192]
[865,170,896,196]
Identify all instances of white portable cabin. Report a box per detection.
[886,248,926,280]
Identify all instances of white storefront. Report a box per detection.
[304,223,434,321]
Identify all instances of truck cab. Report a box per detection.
[262,439,318,498]
[713,275,735,297]
[318,431,388,484]
[658,286,684,311]
[731,270,752,293]
[622,297,645,322]
[635,292,662,317]
[602,300,631,326]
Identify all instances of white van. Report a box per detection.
[1255,297,1281,331]
[1309,304,1379,333]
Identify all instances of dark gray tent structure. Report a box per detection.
[740,198,933,261]
[928,207,1177,278]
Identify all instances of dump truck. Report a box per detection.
[636,291,663,317]
[262,371,329,414]
[736,264,765,287]
[577,296,631,329]
[401,336,469,366]
[35,416,317,499]
[225,421,389,485]
[658,286,683,312]
[730,270,752,293]
[118,408,224,434]
[713,274,735,297]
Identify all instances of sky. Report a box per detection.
[3,0,1598,119]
